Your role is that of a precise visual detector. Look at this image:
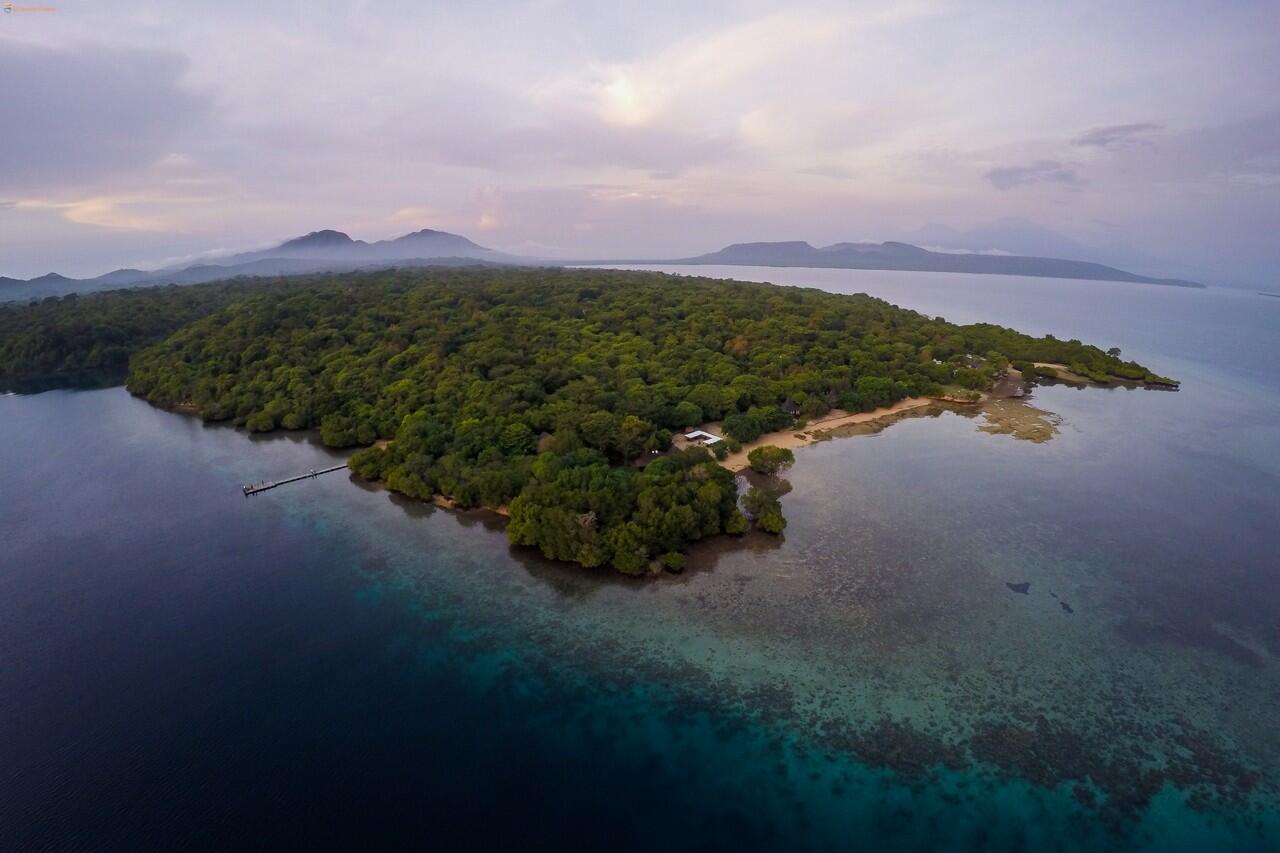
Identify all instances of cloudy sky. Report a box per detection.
[2,1,1278,284]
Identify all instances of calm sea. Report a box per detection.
[2,267,1278,851]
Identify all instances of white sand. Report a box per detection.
[687,398,939,473]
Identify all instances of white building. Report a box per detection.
[684,429,723,446]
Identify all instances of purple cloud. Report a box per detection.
[985,160,1083,190]
[1073,122,1163,149]
[0,42,208,194]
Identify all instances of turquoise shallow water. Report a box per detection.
[2,269,1279,850]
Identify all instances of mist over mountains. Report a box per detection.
[227,228,512,263]
[0,229,522,301]
[1,225,1204,302]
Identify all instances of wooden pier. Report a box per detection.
[242,463,348,496]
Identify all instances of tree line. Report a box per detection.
[0,266,1170,572]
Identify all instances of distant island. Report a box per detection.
[1260,292,1280,299]
[591,240,1205,288]
[0,267,1176,575]
[1,228,1204,303]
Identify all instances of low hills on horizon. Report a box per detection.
[651,240,1204,288]
[1,227,1204,301]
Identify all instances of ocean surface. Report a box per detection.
[2,267,1278,851]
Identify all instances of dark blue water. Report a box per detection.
[3,270,1279,851]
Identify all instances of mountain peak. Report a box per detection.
[392,228,484,249]
[278,229,354,249]
[726,240,814,250]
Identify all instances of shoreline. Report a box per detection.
[691,397,946,473]
[160,379,1063,572]
[363,398,955,521]
[161,381,1038,503]
[1026,361,1178,389]
[1031,362,1095,385]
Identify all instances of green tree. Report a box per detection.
[579,410,618,454]
[723,412,763,443]
[747,445,795,474]
[499,422,535,456]
[618,415,653,462]
[724,508,749,535]
[744,486,786,534]
[605,522,649,575]
[673,400,703,428]
[660,551,687,573]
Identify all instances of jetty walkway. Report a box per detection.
[242,463,348,496]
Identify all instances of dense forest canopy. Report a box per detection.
[0,280,313,379]
[0,267,1172,573]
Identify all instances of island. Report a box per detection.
[0,266,1175,574]
[584,240,1206,288]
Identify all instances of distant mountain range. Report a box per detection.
[0,229,523,302]
[224,228,517,264]
[644,241,1204,288]
[1,228,1204,302]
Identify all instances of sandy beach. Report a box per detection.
[689,397,940,473]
